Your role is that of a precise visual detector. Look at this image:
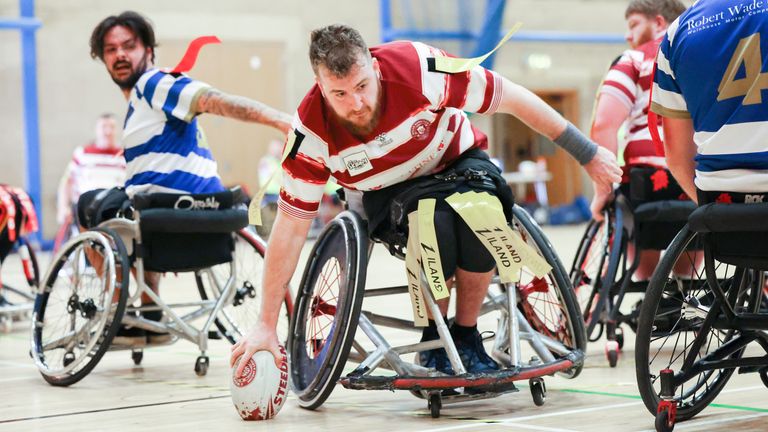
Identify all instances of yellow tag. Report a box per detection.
[502,224,551,278]
[418,199,450,300]
[446,192,522,283]
[405,211,428,326]
[433,23,522,73]
[248,132,296,226]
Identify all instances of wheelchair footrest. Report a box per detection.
[340,350,583,392]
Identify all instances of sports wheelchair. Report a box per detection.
[635,198,768,432]
[30,187,292,386]
[287,197,586,418]
[570,167,696,366]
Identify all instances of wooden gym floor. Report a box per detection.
[1,224,766,431]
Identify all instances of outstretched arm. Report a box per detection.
[495,78,622,191]
[230,209,313,375]
[196,89,293,135]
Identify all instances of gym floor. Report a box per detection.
[1,224,766,431]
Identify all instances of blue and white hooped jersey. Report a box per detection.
[652,0,768,193]
[122,68,224,197]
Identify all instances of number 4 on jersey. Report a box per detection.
[718,33,768,105]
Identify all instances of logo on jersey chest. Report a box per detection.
[343,151,374,176]
[410,119,432,141]
[374,133,394,147]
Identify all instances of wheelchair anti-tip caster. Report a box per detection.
[428,393,442,418]
[529,377,547,406]
[131,349,143,366]
[615,326,625,350]
[605,340,620,368]
[194,355,209,376]
[655,369,677,432]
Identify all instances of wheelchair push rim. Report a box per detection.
[31,228,129,386]
[288,211,368,410]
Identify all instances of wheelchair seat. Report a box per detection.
[133,188,249,272]
[688,202,768,269]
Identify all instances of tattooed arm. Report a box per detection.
[196,89,292,135]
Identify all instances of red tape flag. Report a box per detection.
[168,35,221,74]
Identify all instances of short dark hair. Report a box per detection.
[90,11,157,63]
[99,112,116,120]
[309,24,370,77]
[626,0,687,24]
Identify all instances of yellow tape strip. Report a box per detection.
[432,23,522,73]
[405,211,428,326]
[446,191,551,282]
[418,199,450,300]
[446,192,521,283]
[248,132,296,226]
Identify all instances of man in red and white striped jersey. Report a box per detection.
[56,113,126,226]
[232,25,621,376]
[590,0,686,280]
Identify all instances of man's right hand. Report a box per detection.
[584,146,622,193]
[230,322,282,377]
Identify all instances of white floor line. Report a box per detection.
[499,423,578,432]
[423,401,643,432]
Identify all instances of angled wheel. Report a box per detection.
[288,211,368,410]
[31,227,129,386]
[196,228,292,344]
[635,226,753,421]
[570,218,610,340]
[505,205,587,378]
[0,235,40,304]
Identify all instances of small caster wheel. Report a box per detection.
[615,327,625,350]
[132,349,143,366]
[194,355,209,376]
[63,351,75,367]
[530,378,546,406]
[428,393,442,418]
[605,340,619,368]
[655,409,674,432]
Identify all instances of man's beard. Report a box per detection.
[339,102,382,139]
[111,54,148,90]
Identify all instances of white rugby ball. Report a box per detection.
[230,345,289,420]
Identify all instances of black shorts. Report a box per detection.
[76,187,130,229]
[620,167,692,250]
[362,149,515,279]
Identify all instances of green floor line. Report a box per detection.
[558,388,768,413]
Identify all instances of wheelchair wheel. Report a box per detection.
[509,205,586,377]
[31,227,129,386]
[196,228,292,344]
[570,219,610,339]
[0,235,40,303]
[288,211,368,410]
[635,226,756,421]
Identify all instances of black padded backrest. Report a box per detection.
[688,202,768,233]
[633,200,697,223]
[688,203,768,269]
[132,187,245,211]
[139,208,248,233]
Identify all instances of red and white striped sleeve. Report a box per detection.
[277,118,331,220]
[599,50,641,110]
[412,42,504,115]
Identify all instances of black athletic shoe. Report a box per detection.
[416,347,455,375]
[142,309,172,344]
[453,328,499,374]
